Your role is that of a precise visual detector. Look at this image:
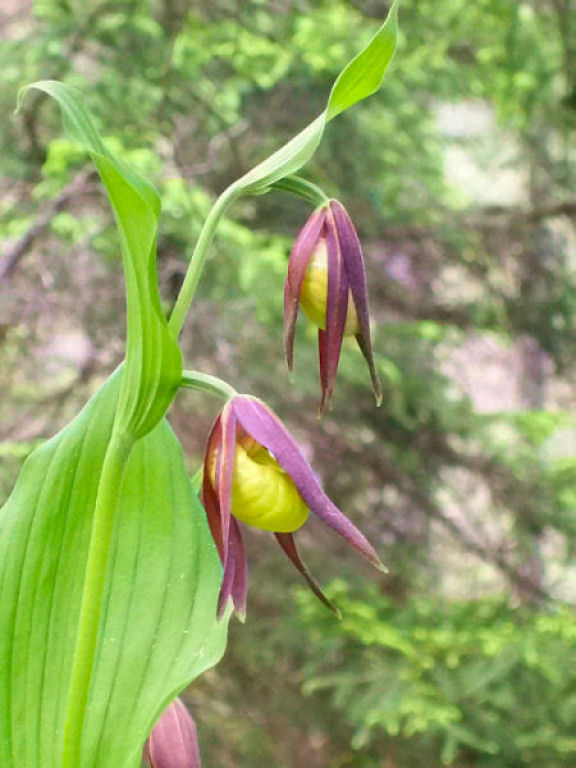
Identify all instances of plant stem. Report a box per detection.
[61,430,133,768]
[181,370,238,401]
[270,175,329,206]
[168,184,240,337]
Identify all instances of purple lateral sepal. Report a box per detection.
[144,698,201,768]
[231,396,384,571]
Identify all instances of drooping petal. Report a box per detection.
[284,209,327,371]
[330,199,382,405]
[317,329,329,407]
[232,396,385,571]
[355,331,383,406]
[201,418,225,561]
[145,698,201,768]
[202,403,244,619]
[215,519,246,620]
[215,401,238,572]
[320,208,349,410]
[217,528,236,619]
[229,516,248,621]
[275,532,341,616]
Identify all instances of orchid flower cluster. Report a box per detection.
[147,196,385,766]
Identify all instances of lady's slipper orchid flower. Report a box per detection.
[202,395,385,619]
[284,199,383,411]
[144,698,201,768]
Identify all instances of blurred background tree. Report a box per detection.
[1,1,576,766]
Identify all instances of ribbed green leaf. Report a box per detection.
[0,374,227,768]
[232,0,399,194]
[18,81,182,440]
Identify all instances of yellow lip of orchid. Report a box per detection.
[202,395,386,620]
[299,238,359,336]
[210,432,309,533]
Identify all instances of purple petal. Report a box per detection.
[202,405,244,619]
[275,532,341,616]
[229,516,248,620]
[145,698,201,768]
[217,532,236,619]
[216,519,246,619]
[284,209,326,371]
[231,397,385,571]
[355,331,383,406]
[202,419,224,561]
[202,444,235,619]
[330,200,382,405]
[215,402,238,572]
[317,329,328,409]
[320,209,349,410]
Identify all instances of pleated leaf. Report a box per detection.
[0,373,228,768]
[233,0,399,194]
[18,81,182,440]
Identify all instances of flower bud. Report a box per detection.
[144,699,201,768]
[284,199,382,410]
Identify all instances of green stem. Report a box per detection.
[168,184,240,337]
[62,430,134,768]
[270,175,330,207]
[181,370,238,400]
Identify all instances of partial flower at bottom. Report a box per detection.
[144,698,201,768]
[202,395,385,619]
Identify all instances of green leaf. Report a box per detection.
[18,81,182,440]
[326,0,399,121]
[232,0,399,194]
[0,373,228,768]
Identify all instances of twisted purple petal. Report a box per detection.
[202,419,225,562]
[321,206,349,410]
[145,698,201,768]
[275,532,341,616]
[229,516,247,621]
[284,209,327,371]
[231,396,384,570]
[202,404,247,618]
[216,402,237,573]
[317,329,328,409]
[330,199,382,404]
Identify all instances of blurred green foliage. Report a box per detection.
[295,581,576,767]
